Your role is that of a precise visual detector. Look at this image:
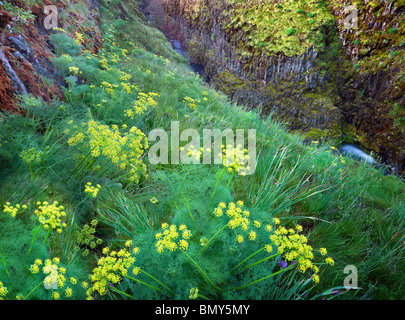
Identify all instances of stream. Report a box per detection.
[339,144,376,164]
[169,39,211,84]
[140,1,210,83]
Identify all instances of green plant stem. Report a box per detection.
[42,108,60,148]
[197,293,210,300]
[110,286,135,299]
[181,250,222,291]
[42,228,52,244]
[123,274,164,294]
[24,280,44,300]
[230,247,265,273]
[67,147,96,181]
[211,167,226,199]
[199,224,227,256]
[0,252,10,278]
[26,162,34,180]
[226,170,236,187]
[182,198,197,233]
[139,269,176,295]
[233,264,295,290]
[28,225,43,255]
[242,252,282,270]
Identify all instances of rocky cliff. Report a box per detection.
[162,0,405,174]
[328,0,405,174]
[0,0,102,112]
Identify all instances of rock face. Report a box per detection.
[163,0,405,175]
[163,0,342,140]
[0,0,102,112]
[328,0,405,174]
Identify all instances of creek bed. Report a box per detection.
[169,39,210,84]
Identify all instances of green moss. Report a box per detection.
[212,69,245,96]
[301,127,335,141]
[176,0,336,57]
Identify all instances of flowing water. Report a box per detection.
[169,40,210,84]
[339,144,377,164]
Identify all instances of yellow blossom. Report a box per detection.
[236,234,244,243]
[325,257,335,266]
[84,182,101,198]
[248,230,256,241]
[155,224,192,253]
[65,287,73,298]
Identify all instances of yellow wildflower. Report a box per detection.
[236,234,244,244]
[155,224,192,253]
[248,230,256,241]
[325,257,335,266]
[84,182,101,198]
[65,287,73,298]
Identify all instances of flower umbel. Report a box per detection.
[156,224,192,254]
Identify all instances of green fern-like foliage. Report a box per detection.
[0,209,91,300]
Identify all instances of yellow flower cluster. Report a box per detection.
[3,202,27,217]
[61,54,73,61]
[0,281,8,298]
[74,32,84,45]
[218,144,250,175]
[20,148,43,164]
[97,33,132,70]
[34,201,67,233]
[213,201,249,230]
[212,201,261,244]
[99,57,111,71]
[185,145,203,161]
[183,96,200,110]
[69,66,80,76]
[101,81,119,97]
[189,287,199,299]
[87,241,139,298]
[84,182,101,198]
[119,70,132,81]
[211,200,334,285]
[155,223,192,253]
[268,223,335,283]
[121,82,132,94]
[68,120,149,184]
[200,237,208,246]
[125,92,160,118]
[30,257,76,299]
[29,258,41,274]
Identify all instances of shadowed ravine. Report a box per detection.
[141,0,394,177]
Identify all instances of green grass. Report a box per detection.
[0,0,404,300]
